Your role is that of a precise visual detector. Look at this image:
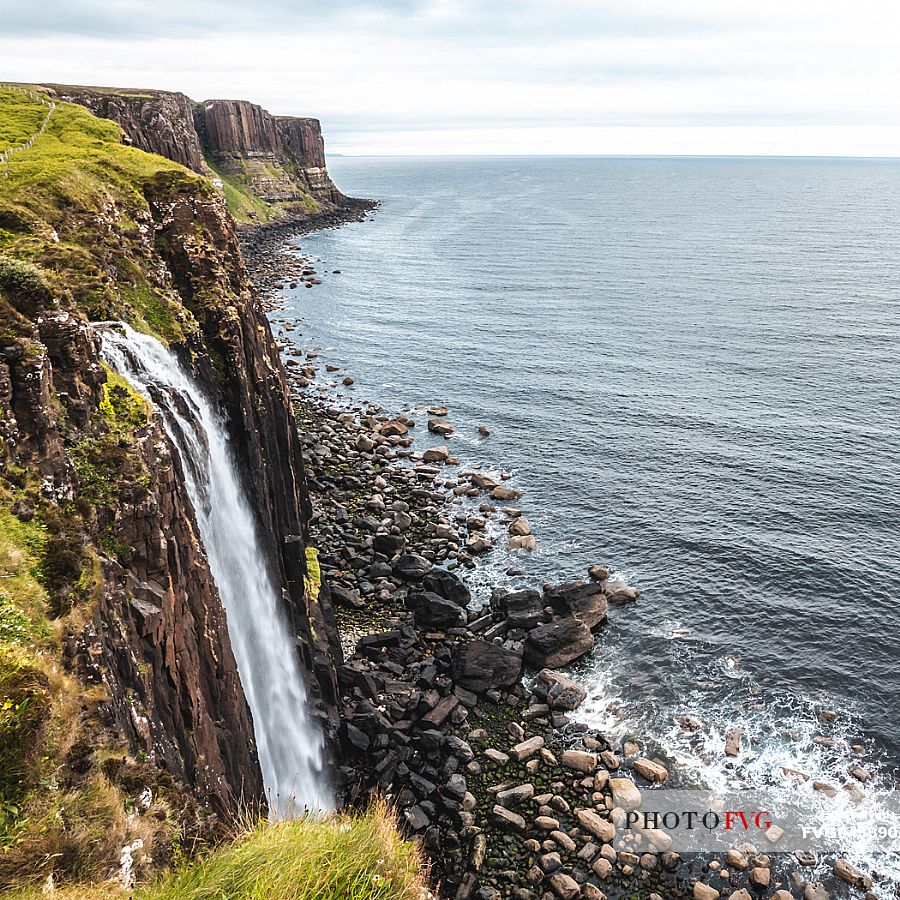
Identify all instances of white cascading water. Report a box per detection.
[100,323,331,817]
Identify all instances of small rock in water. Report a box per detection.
[508,517,532,536]
[422,445,450,463]
[427,418,454,436]
[342,376,354,385]
[478,425,491,437]
[633,757,668,783]
[724,727,742,757]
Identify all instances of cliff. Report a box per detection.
[0,87,340,887]
[39,83,344,224]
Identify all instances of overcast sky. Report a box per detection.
[3,0,900,155]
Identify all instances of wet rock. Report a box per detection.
[509,535,537,551]
[453,640,524,693]
[803,885,830,900]
[466,534,493,555]
[373,533,405,556]
[503,589,547,630]
[496,783,535,807]
[428,418,455,436]
[724,727,742,757]
[484,748,509,765]
[748,866,770,888]
[592,857,613,879]
[548,872,580,899]
[491,485,522,501]
[576,808,615,843]
[509,517,532,536]
[525,617,594,668]
[478,425,491,437]
[588,565,610,582]
[423,445,450,463]
[833,859,873,890]
[633,758,668,784]
[560,749,598,773]
[536,669,587,711]
[545,581,608,628]
[510,736,544,761]
[603,577,640,604]
[406,591,468,628]
[693,883,720,900]
[492,805,526,832]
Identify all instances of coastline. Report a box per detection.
[239,196,378,300]
[238,214,885,900]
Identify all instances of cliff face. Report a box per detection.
[198,99,336,201]
[46,84,207,173]
[144,174,344,726]
[0,87,340,858]
[41,83,344,221]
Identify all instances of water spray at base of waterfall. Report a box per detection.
[100,323,331,818]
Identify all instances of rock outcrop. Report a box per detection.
[46,84,207,172]
[42,83,344,215]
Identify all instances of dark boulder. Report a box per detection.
[423,568,471,607]
[525,617,594,668]
[545,581,608,629]
[406,591,467,629]
[453,640,524,693]
[330,584,365,609]
[393,553,433,581]
[502,588,546,629]
[373,532,405,556]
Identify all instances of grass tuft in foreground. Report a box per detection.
[143,799,431,900]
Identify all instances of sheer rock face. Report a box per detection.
[46,84,342,207]
[144,175,344,728]
[46,85,207,173]
[1,165,341,815]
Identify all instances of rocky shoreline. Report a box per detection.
[239,196,378,300]
[240,217,878,900]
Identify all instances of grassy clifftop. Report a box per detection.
[0,86,197,344]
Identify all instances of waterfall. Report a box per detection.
[100,323,331,817]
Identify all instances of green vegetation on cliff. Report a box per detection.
[0,87,195,344]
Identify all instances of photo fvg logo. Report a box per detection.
[625,809,774,833]
[611,789,900,854]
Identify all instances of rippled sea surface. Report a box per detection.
[276,156,900,888]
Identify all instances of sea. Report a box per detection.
[271,156,900,893]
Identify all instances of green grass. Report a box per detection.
[0,504,50,648]
[0,88,201,341]
[0,801,430,900]
[0,91,46,153]
[142,801,429,900]
[204,157,283,224]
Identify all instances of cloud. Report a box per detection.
[2,0,899,154]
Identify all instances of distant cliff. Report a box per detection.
[43,84,346,223]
